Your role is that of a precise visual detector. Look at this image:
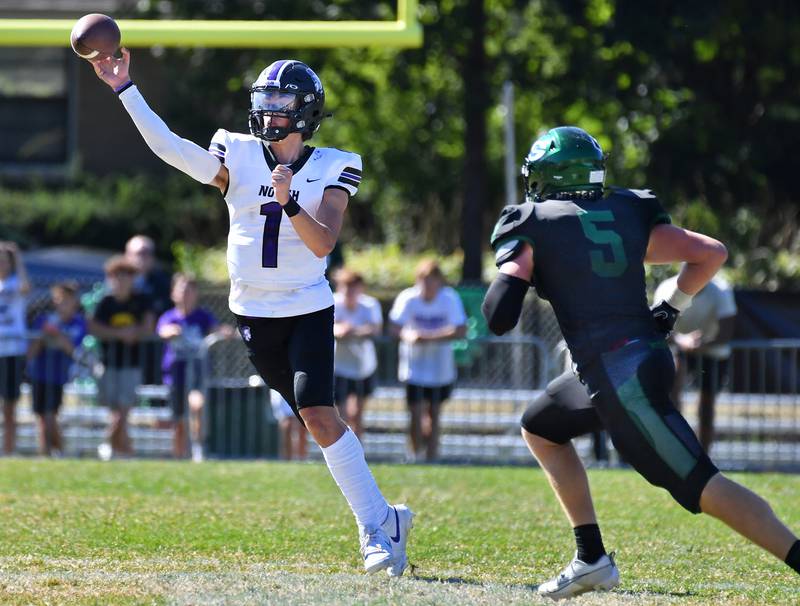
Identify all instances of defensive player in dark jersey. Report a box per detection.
[482,126,800,599]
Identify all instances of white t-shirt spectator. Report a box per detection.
[389,285,467,387]
[655,276,737,359]
[0,274,27,357]
[333,292,383,380]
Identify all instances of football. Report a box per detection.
[70,13,121,60]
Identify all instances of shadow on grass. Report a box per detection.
[410,570,697,600]
[614,589,697,598]
[410,571,537,592]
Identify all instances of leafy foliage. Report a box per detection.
[7,0,800,287]
[0,175,225,257]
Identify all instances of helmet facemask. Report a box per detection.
[249,88,305,142]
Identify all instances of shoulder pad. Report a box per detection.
[610,186,657,199]
[494,239,526,267]
[224,130,258,144]
[209,129,230,162]
[490,202,535,248]
[317,146,360,161]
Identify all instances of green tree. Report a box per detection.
[6,0,800,288]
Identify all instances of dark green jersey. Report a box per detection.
[490,187,671,367]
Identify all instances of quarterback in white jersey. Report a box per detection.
[90,52,413,577]
[209,128,361,317]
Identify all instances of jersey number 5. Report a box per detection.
[577,210,628,278]
[260,202,282,268]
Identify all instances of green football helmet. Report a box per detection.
[521,126,606,201]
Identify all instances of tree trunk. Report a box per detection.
[461,0,487,283]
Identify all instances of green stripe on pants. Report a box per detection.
[616,375,696,480]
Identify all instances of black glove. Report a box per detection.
[651,300,680,335]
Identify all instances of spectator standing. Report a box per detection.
[89,256,155,459]
[126,235,172,385]
[655,275,737,451]
[27,282,87,456]
[125,235,173,317]
[157,274,232,460]
[0,242,30,455]
[271,390,308,461]
[333,269,383,440]
[389,260,467,462]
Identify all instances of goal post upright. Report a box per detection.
[0,0,422,48]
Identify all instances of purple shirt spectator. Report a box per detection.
[157,307,217,385]
[28,312,87,385]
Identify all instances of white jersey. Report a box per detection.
[655,275,737,359]
[209,130,362,317]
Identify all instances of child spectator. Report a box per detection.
[271,390,308,461]
[333,268,383,440]
[157,274,232,460]
[0,242,30,455]
[27,281,87,456]
[89,255,155,459]
[389,259,467,462]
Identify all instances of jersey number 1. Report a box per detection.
[260,202,282,268]
[577,210,628,278]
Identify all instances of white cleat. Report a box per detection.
[97,442,113,462]
[537,552,619,600]
[360,526,393,574]
[383,504,415,577]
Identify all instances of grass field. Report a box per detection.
[0,459,797,605]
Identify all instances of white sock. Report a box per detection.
[321,428,389,529]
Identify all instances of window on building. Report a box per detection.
[0,48,70,166]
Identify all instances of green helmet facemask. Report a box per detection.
[521,126,606,201]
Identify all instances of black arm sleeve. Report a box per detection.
[481,273,530,335]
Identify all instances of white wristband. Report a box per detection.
[665,285,693,312]
[119,85,221,184]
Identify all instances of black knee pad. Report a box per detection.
[294,370,334,408]
[521,372,602,444]
[521,395,573,444]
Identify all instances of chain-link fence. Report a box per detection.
[5,274,800,470]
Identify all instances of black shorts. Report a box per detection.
[685,354,729,395]
[31,381,64,416]
[334,374,376,404]
[235,306,335,420]
[522,339,718,514]
[405,383,453,407]
[0,355,25,402]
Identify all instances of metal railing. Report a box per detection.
[676,339,800,471]
[4,330,800,471]
[2,332,199,458]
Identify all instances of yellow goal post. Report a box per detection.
[0,0,422,48]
